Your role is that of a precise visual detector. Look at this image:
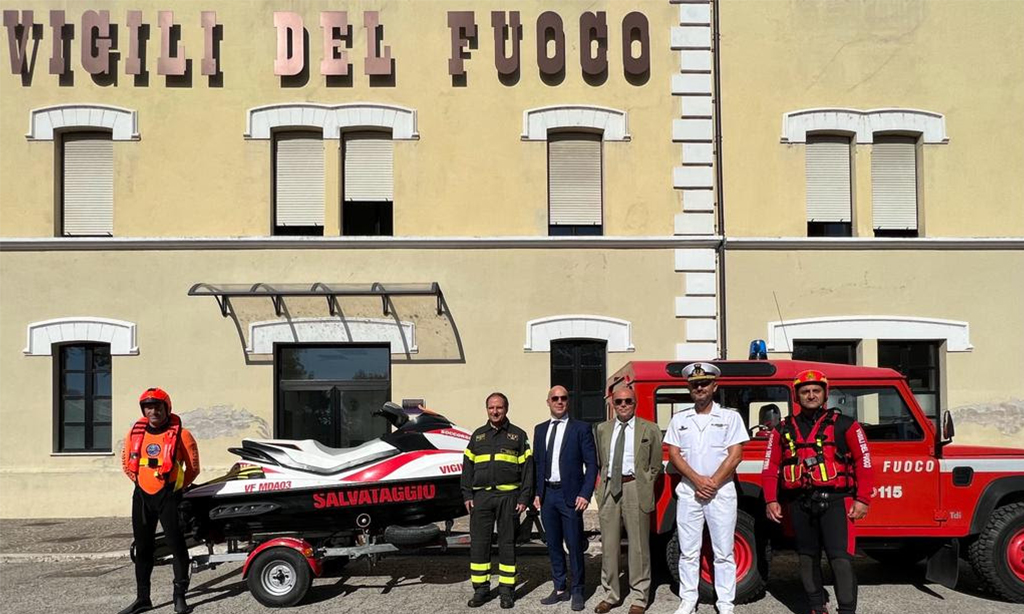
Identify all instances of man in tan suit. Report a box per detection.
[594,387,664,614]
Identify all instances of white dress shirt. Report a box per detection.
[547,417,568,482]
[607,416,636,477]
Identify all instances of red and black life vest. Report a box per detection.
[779,409,855,491]
[126,414,182,484]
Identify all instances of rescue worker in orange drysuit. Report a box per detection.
[120,388,200,614]
[761,370,874,614]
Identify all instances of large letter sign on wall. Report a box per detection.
[274,12,304,76]
[48,10,65,74]
[621,11,650,76]
[125,10,143,75]
[447,11,475,77]
[157,11,186,76]
[491,11,521,76]
[201,11,218,76]
[320,11,349,76]
[536,11,564,76]
[579,12,607,77]
[363,11,392,76]
[81,10,112,75]
[2,9,32,74]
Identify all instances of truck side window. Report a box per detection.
[717,386,792,436]
[827,386,924,441]
[654,388,692,433]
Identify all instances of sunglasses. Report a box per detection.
[613,398,636,406]
[689,380,714,389]
[549,396,568,402]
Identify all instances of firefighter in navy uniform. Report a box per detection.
[120,388,201,614]
[762,370,874,614]
[461,392,535,609]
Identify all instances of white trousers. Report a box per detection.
[675,480,737,612]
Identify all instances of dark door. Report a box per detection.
[275,344,391,447]
[551,339,607,423]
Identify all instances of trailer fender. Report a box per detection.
[242,537,322,579]
[968,476,1024,535]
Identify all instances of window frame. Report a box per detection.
[547,131,604,236]
[878,340,941,419]
[273,343,392,447]
[272,130,326,237]
[53,342,112,453]
[805,132,854,237]
[550,338,607,424]
[58,129,115,238]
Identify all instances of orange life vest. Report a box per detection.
[779,409,855,491]
[127,414,184,491]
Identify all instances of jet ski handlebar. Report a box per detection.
[373,402,410,429]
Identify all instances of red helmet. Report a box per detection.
[139,387,172,413]
[793,369,828,391]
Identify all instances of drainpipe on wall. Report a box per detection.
[712,0,728,358]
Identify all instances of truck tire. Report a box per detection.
[967,501,1024,603]
[247,547,313,608]
[664,509,768,604]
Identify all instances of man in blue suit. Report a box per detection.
[533,385,599,612]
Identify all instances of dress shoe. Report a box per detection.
[541,590,571,605]
[468,587,491,608]
[673,600,696,614]
[571,593,586,612]
[628,605,646,614]
[594,601,616,614]
[117,597,152,614]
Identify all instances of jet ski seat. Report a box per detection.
[239,438,399,475]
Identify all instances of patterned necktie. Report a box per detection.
[609,421,627,499]
[545,420,560,481]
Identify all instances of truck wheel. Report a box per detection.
[967,502,1024,603]
[664,509,769,604]
[247,547,313,608]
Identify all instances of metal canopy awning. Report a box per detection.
[188,282,445,317]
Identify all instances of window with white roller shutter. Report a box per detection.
[548,132,603,234]
[342,132,394,236]
[805,134,852,224]
[61,132,113,236]
[273,132,324,234]
[872,135,919,234]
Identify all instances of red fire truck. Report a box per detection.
[607,360,1024,604]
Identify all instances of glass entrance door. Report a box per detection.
[275,344,391,448]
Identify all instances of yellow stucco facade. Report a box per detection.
[1,0,1022,518]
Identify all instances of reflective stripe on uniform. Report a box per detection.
[492,453,518,464]
[498,564,516,574]
[495,484,519,491]
[471,574,491,584]
[498,575,516,585]
[465,449,479,462]
[518,449,532,464]
[470,562,492,571]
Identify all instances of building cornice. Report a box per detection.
[2,236,1021,252]
[0,236,720,252]
[724,237,1024,250]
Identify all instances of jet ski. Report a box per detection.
[180,402,470,548]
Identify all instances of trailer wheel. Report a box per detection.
[968,502,1024,603]
[247,547,313,608]
[664,509,768,604]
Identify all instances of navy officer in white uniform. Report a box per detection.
[664,363,749,614]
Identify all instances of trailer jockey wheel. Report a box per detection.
[247,547,313,608]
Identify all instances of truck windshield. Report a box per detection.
[655,385,791,438]
[828,386,924,441]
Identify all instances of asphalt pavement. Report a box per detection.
[1,516,1020,614]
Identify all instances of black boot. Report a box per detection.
[499,587,515,609]
[173,580,191,614]
[117,587,152,614]
[468,586,490,608]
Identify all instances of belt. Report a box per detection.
[621,475,636,483]
[545,481,562,489]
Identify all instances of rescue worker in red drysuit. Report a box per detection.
[761,370,873,614]
[119,388,200,614]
